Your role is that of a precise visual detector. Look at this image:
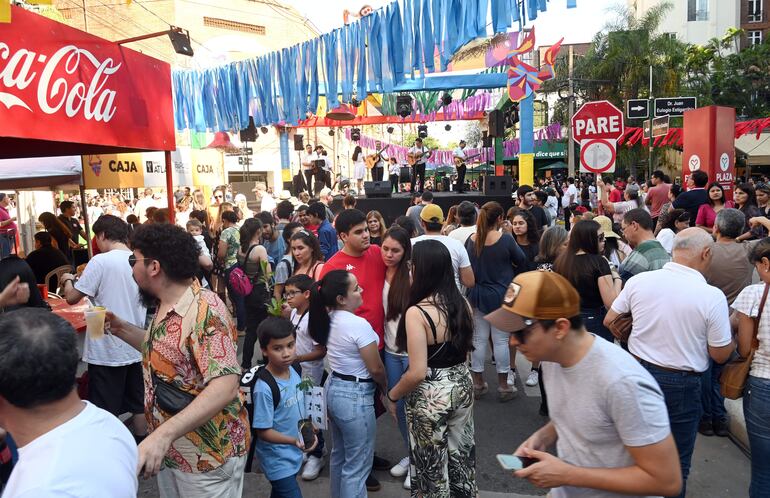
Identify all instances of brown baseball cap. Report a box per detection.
[485,271,580,332]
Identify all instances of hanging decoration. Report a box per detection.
[172,0,579,132]
[618,118,770,148]
[505,27,563,103]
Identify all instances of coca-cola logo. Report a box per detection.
[0,43,122,122]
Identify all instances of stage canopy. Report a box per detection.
[0,6,176,159]
[0,156,81,190]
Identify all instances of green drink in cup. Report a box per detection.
[85,306,107,339]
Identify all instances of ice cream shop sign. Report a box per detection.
[0,6,174,158]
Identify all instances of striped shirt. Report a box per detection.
[618,239,670,283]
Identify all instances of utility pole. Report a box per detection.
[647,65,653,178]
[567,45,575,178]
[82,0,89,32]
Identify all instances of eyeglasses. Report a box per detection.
[512,319,539,345]
[128,254,152,267]
[284,290,302,298]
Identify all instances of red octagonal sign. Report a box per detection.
[571,100,625,143]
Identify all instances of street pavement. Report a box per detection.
[138,351,751,497]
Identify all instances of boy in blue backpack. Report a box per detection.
[253,317,317,497]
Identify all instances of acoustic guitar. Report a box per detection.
[407,147,437,166]
[365,145,389,170]
[453,152,483,167]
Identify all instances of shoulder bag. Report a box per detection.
[720,283,769,400]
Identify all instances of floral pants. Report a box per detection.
[405,362,477,498]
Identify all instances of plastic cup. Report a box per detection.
[85,306,106,339]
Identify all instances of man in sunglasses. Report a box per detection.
[486,271,682,497]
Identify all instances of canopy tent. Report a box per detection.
[0,156,81,190]
[736,133,770,167]
[537,160,567,170]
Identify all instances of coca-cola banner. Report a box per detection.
[0,6,174,158]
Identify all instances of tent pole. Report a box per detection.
[165,150,175,224]
[79,175,92,260]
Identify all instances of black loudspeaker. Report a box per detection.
[483,175,512,196]
[399,166,411,183]
[293,134,305,151]
[239,117,257,142]
[364,181,392,198]
[488,109,505,138]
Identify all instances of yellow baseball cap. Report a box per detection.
[485,271,581,332]
[419,204,444,223]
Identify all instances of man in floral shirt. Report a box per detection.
[109,223,249,497]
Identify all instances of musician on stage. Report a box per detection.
[453,140,467,193]
[301,143,316,193]
[315,145,332,191]
[371,140,388,182]
[409,137,429,193]
[388,157,400,194]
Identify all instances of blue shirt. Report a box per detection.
[465,234,528,314]
[262,236,285,267]
[252,368,305,481]
[317,219,338,262]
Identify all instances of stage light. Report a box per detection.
[260,126,269,134]
[441,93,452,106]
[351,97,361,108]
[396,95,413,118]
[328,129,335,136]
[386,126,394,134]
[351,128,361,141]
[417,124,428,139]
[444,124,451,131]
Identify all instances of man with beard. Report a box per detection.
[61,214,148,443]
[107,223,249,497]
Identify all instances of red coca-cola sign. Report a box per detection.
[0,6,175,158]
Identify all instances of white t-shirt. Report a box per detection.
[411,234,472,293]
[292,308,324,385]
[448,225,476,244]
[732,284,770,380]
[562,184,578,207]
[260,195,277,214]
[611,262,732,372]
[655,228,676,255]
[452,147,466,161]
[302,152,316,171]
[383,281,405,355]
[326,310,379,379]
[75,248,146,366]
[3,401,138,498]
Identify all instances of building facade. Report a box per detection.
[741,0,770,49]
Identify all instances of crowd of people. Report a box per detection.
[0,168,769,498]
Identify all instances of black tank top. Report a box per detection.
[415,305,466,368]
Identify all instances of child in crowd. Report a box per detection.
[284,274,327,481]
[186,218,211,288]
[253,317,317,497]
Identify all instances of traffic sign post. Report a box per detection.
[643,116,670,138]
[572,101,624,176]
[579,138,616,174]
[654,97,697,117]
[626,99,649,120]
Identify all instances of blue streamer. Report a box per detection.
[567,0,577,7]
[527,0,539,20]
[421,0,435,72]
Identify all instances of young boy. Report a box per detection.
[253,317,317,496]
[284,274,327,481]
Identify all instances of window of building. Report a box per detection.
[203,17,266,35]
[662,32,677,40]
[748,0,764,22]
[748,30,763,45]
[687,0,708,21]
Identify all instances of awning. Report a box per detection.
[736,133,770,166]
[0,156,81,189]
[0,6,175,159]
[538,161,568,171]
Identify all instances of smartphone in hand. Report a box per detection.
[497,454,538,471]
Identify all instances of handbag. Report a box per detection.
[720,283,769,400]
[228,245,258,297]
[607,312,633,343]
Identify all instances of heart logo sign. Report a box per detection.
[689,155,701,171]
[720,153,730,172]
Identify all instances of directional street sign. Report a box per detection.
[626,99,649,120]
[654,97,697,117]
[643,116,670,138]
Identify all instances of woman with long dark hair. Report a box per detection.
[290,230,324,281]
[308,270,387,498]
[534,226,568,272]
[506,207,540,271]
[353,145,365,194]
[656,209,691,254]
[38,212,74,263]
[237,218,271,369]
[554,219,620,342]
[387,240,477,497]
[379,226,413,486]
[272,222,303,300]
[594,215,629,269]
[655,183,682,235]
[696,182,733,230]
[366,210,386,246]
[735,183,766,241]
[466,202,527,401]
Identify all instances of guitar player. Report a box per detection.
[452,140,467,193]
[371,140,388,182]
[301,143,316,193]
[409,137,429,193]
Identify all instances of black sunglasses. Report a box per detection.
[128,254,152,267]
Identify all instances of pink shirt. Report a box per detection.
[0,206,16,235]
[647,183,671,218]
[695,201,735,229]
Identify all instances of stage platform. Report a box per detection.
[329,191,514,225]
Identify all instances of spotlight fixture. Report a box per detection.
[396,95,413,118]
[239,116,257,142]
[441,93,452,106]
[417,124,428,139]
[444,124,451,131]
[351,97,361,108]
[260,126,269,134]
[386,126,394,134]
[351,127,361,141]
[328,129,335,136]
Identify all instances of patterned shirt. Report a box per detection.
[143,280,249,473]
[618,239,670,283]
[220,226,240,269]
[733,284,770,381]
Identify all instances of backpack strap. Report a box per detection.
[257,366,281,410]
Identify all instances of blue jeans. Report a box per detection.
[745,376,770,498]
[225,265,246,331]
[700,359,727,422]
[383,351,409,450]
[270,474,302,498]
[326,377,376,498]
[0,234,11,259]
[580,307,613,343]
[642,361,701,498]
